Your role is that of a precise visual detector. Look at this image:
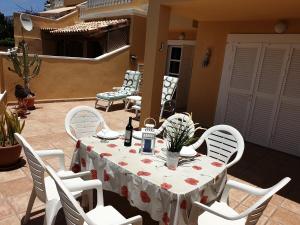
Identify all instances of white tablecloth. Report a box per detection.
[71,136,227,225]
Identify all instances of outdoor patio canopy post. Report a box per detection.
[140,2,170,124]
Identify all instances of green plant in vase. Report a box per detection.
[164,113,197,170]
[0,102,25,167]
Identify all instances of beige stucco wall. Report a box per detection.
[187,19,300,127]
[1,48,130,102]
[130,15,147,65]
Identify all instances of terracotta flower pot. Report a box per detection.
[0,144,22,167]
[25,96,35,110]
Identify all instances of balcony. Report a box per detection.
[87,0,133,8]
[79,0,147,20]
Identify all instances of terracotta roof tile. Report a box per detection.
[41,19,128,34]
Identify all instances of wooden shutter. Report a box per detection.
[246,44,290,147]
[270,46,300,156]
[217,43,261,135]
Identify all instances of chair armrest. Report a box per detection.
[113,87,122,91]
[119,215,143,225]
[192,201,240,220]
[59,171,91,180]
[64,180,104,206]
[36,149,66,171]
[220,180,267,203]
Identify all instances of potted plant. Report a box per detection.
[164,117,196,170]
[8,40,41,110]
[0,102,25,167]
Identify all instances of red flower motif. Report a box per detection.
[134,143,141,146]
[118,161,128,166]
[104,169,110,181]
[157,140,164,144]
[71,164,81,173]
[192,165,202,170]
[129,149,137,154]
[184,178,199,186]
[161,183,172,190]
[162,212,170,225]
[180,200,187,209]
[100,153,112,158]
[200,195,208,204]
[121,186,128,198]
[76,140,81,148]
[141,158,153,164]
[91,169,97,179]
[107,144,117,148]
[87,145,93,152]
[140,191,151,203]
[80,158,86,167]
[137,171,151,176]
[211,162,223,167]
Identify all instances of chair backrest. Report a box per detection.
[161,76,179,104]
[65,106,109,141]
[191,125,244,168]
[46,165,89,225]
[14,133,47,202]
[233,177,290,224]
[156,113,195,138]
[121,70,141,94]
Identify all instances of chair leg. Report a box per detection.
[44,200,61,225]
[95,99,99,108]
[159,106,164,119]
[106,101,113,112]
[23,188,37,224]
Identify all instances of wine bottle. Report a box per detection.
[124,117,133,146]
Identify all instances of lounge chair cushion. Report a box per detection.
[96,70,141,101]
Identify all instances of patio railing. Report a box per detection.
[52,0,64,9]
[87,0,133,8]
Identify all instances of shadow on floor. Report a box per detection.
[227,142,300,203]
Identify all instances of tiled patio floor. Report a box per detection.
[0,100,299,225]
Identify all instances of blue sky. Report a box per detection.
[0,0,44,16]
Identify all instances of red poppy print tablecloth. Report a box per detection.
[71,137,227,225]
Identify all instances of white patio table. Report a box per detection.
[70,136,227,225]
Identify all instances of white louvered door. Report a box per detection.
[217,43,261,135]
[216,35,300,157]
[270,45,300,157]
[246,44,290,147]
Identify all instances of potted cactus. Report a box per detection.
[0,102,25,167]
[8,40,41,110]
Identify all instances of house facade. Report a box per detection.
[140,0,300,157]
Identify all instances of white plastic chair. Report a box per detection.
[155,113,196,138]
[46,165,143,225]
[185,125,244,168]
[65,105,109,142]
[14,133,92,225]
[189,177,291,225]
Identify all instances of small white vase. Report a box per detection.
[166,151,179,170]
